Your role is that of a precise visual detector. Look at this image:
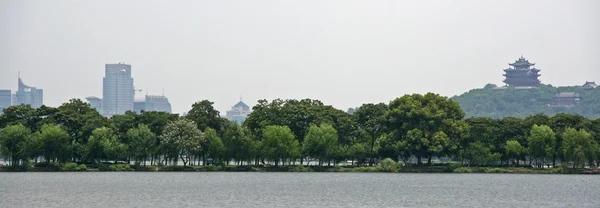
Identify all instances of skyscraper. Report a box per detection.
[0,90,11,113]
[102,63,134,116]
[14,76,43,108]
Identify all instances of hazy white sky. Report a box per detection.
[1,0,599,114]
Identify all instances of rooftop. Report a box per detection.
[554,92,580,98]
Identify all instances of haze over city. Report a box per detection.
[1,0,599,114]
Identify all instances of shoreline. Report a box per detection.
[1,165,598,174]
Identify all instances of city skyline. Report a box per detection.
[1,0,599,114]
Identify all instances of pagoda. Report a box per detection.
[502,56,541,87]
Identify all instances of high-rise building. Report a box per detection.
[14,76,43,108]
[0,90,11,113]
[133,95,172,113]
[226,99,251,124]
[85,96,103,114]
[102,63,134,116]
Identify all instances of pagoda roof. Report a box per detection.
[509,56,535,67]
[554,92,579,98]
[583,81,597,89]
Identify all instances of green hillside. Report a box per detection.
[452,84,600,119]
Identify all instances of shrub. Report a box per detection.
[60,162,79,171]
[453,167,474,173]
[288,165,313,172]
[97,163,111,171]
[206,165,221,171]
[76,164,87,171]
[379,158,400,172]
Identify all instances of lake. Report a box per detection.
[0,172,598,207]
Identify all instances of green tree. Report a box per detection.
[462,142,500,166]
[348,142,370,166]
[84,127,127,163]
[386,93,464,165]
[127,124,156,166]
[51,99,109,160]
[202,127,224,165]
[550,113,591,166]
[37,124,72,164]
[0,124,33,167]
[259,125,299,166]
[353,103,387,165]
[528,124,555,167]
[302,124,338,166]
[505,140,524,166]
[562,128,597,169]
[185,100,223,131]
[160,118,205,166]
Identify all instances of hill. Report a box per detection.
[451,84,600,119]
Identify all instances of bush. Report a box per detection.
[97,162,109,171]
[60,162,79,171]
[352,166,380,172]
[453,167,474,173]
[109,164,132,171]
[206,165,221,171]
[379,158,400,172]
[76,164,87,171]
[288,165,313,172]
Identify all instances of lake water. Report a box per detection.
[0,172,598,207]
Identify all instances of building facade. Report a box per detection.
[552,92,580,109]
[85,96,103,114]
[102,63,134,116]
[14,77,43,108]
[502,56,541,87]
[0,90,11,113]
[133,95,172,113]
[226,100,252,124]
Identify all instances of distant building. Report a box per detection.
[133,95,172,113]
[502,56,541,87]
[0,90,11,113]
[14,76,43,108]
[226,100,252,124]
[552,92,580,109]
[582,81,597,90]
[102,63,134,116]
[133,100,146,113]
[85,96,103,114]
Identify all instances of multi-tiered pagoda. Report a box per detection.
[502,56,541,87]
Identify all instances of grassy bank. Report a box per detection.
[2,162,599,174]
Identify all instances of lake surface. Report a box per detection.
[0,172,598,208]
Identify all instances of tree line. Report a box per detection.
[1,93,599,170]
[453,84,600,119]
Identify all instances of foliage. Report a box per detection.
[4,94,600,173]
[385,93,464,165]
[562,128,598,168]
[127,124,156,165]
[528,124,555,167]
[302,124,338,165]
[159,118,205,166]
[260,125,299,166]
[36,124,72,164]
[379,158,400,172]
[452,84,600,119]
[0,124,34,168]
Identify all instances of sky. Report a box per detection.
[1,0,599,115]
